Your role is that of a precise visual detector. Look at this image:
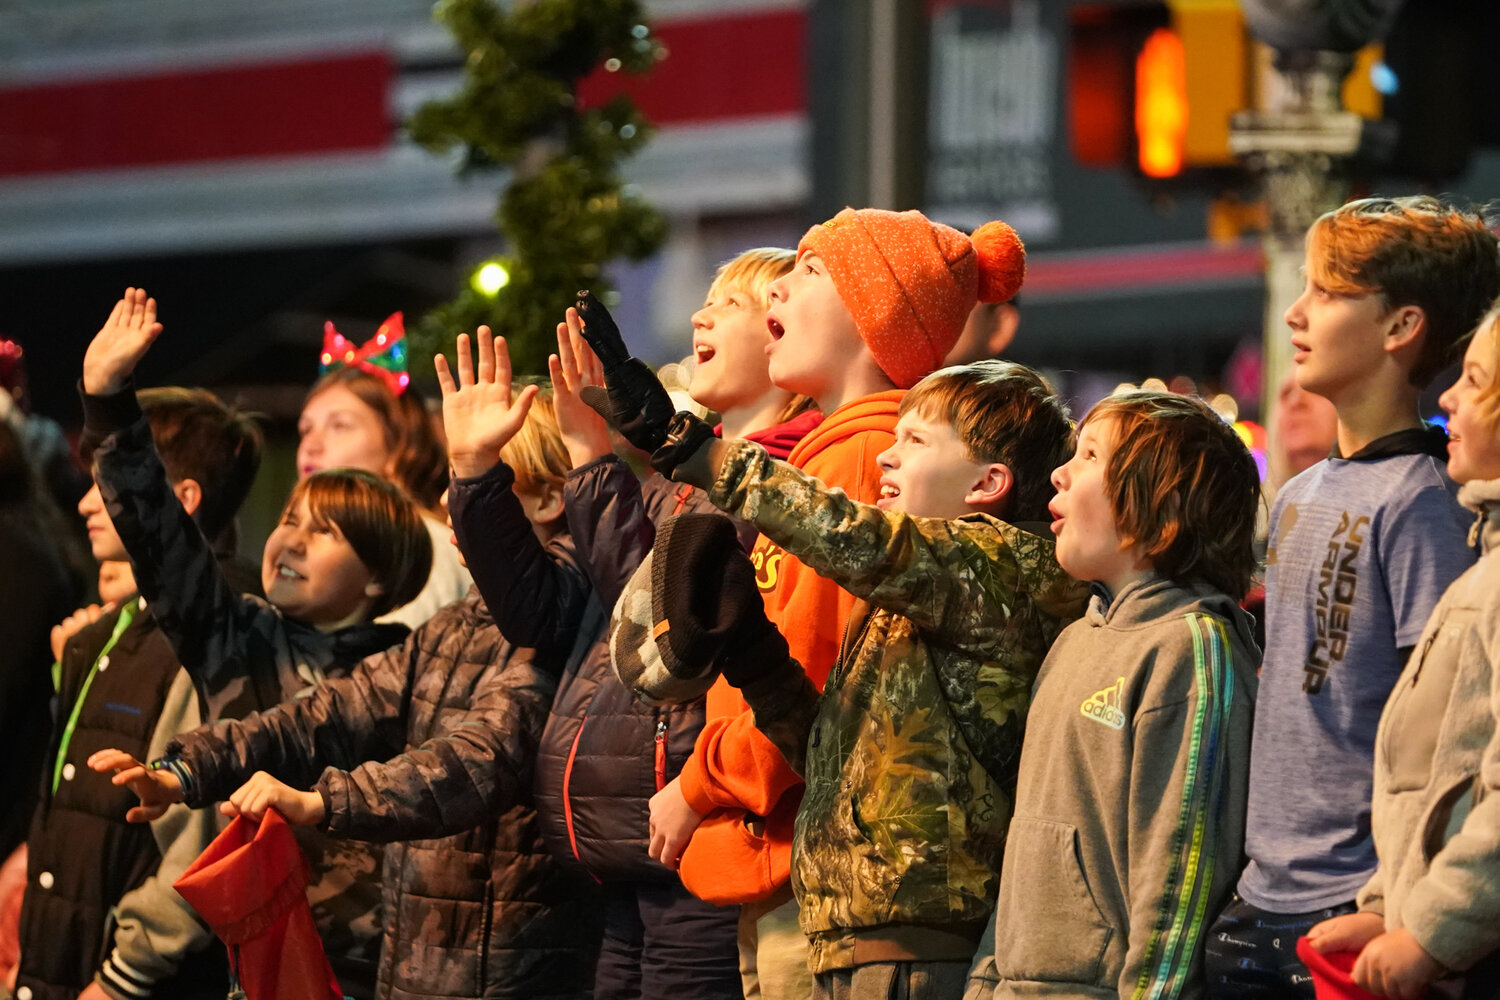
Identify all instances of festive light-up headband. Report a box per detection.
[319,313,410,395]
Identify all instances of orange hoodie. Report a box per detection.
[677,389,903,904]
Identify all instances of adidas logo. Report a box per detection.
[1080,678,1126,730]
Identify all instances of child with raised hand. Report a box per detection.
[535,248,817,1000]
[13,384,264,1000]
[91,389,598,1000]
[1207,197,1500,998]
[962,391,1260,1000]
[599,358,1088,999]
[582,208,1026,996]
[439,321,745,1000]
[75,288,430,998]
[1303,307,1500,998]
[299,346,472,628]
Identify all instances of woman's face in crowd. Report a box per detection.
[297,385,394,481]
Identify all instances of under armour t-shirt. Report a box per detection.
[1238,426,1474,911]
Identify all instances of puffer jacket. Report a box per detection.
[168,586,596,1000]
[683,439,1090,971]
[16,601,227,1000]
[450,458,710,883]
[1360,478,1500,972]
[85,382,410,995]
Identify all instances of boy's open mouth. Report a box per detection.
[275,563,305,581]
[767,317,784,339]
[694,343,715,363]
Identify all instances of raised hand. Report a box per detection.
[88,749,182,823]
[219,771,326,826]
[573,291,676,454]
[548,307,613,467]
[434,327,540,480]
[82,288,163,395]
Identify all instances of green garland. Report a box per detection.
[408,0,668,378]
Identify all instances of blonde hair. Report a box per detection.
[709,247,795,309]
[1466,304,1500,435]
[500,384,571,495]
[708,247,817,423]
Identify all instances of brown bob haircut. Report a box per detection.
[304,367,448,511]
[1082,391,1259,600]
[136,387,263,543]
[1308,195,1500,388]
[900,359,1073,523]
[280,468,431,619]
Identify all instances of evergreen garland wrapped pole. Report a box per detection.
[407,0,668,377]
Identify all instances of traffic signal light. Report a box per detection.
[1069,2,1390,182]
[1069,1,1248,180]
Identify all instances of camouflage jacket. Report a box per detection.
[701,440,1090,972]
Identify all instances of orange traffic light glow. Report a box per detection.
[1135,27,1187,177]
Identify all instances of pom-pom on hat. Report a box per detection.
[798,208,1026,389]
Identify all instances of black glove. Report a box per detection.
[574,290,677,453]
[649,411,718,482]
[655,514,788,689]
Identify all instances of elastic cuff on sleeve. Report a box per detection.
[451,459,516,491]
[314,779,337,832]
[677,759,721,817]
[78,378,143,435]
[150,756,200,808]
[100,950,156,1000]
[564,454,621,482]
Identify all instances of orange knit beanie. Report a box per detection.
[798,207,1026,389]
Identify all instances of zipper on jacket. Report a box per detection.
[654,719,668,791]
[562,719,602,883]
[1408,629,1439,686]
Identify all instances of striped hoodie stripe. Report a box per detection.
[1131,613,1235,1000]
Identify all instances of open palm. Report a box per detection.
[82,287,163,395]
[435,326,539,480]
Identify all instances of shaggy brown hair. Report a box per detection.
[137,387,263,542]
[280,468,431,619]
[1083,391,1259,600]
[900,360,1073,523]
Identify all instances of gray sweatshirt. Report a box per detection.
[969,575,1258,1000]
[1359,478,1500,971]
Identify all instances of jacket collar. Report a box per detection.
[1458,478,1500,554]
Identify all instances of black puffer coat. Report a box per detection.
[169,586,597,1000]
[449,459,714,884]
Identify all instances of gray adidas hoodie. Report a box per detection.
[968,575,1258,1000]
